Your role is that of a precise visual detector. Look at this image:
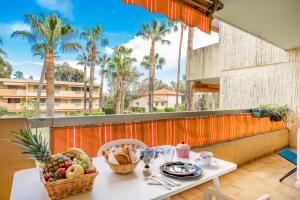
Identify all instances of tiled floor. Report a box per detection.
[172,153,300,200]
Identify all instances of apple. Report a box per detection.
[55,168,66,178]
[43,175,51,182]
[66,164,84,179]
[64,162,72,169]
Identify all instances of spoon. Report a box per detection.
[143,169,172,190]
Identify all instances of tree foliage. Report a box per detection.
[0,37,12,78]
[55,62,84,82]
[14,71,24,79]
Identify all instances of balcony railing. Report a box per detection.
[29,109,287,157]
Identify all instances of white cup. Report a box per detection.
[198,152,213,166]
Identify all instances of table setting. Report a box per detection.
[9,129,237,200]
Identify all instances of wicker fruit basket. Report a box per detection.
[107,161,139,174]
[40,171,98,200]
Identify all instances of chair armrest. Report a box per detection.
[256,194,271,200]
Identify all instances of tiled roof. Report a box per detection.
[154,88,183,96]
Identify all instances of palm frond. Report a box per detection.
[61,42,82,52]
[11,31,37,44]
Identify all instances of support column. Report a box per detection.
[295,129,300,189]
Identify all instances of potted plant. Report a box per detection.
[251,104,273,118]
[270,105,290,122]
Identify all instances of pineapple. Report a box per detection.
[11,128,71,173]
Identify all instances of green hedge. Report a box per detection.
[164,107,176,112]
[131,107,145,113]
[103,107,116,114]
[0,106,8,117]
[83,111,105,116]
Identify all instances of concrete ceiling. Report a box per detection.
[214,0,300,50]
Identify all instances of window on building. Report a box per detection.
[136,102,139,106]
[161,103,165,106]
[7,85,18,89]
[155,103,159,106]
[71,99,81,104]
[8,98,20,103]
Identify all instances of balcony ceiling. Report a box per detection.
[214,0,300,50]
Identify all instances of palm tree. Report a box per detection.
[108,46,136,114]
[169,21,187,111]
[76,51,90,111]
[140,53,166,70]
[96,54,110,111]
[81,25,108,114]
[137,19,170,112]
[186,27,194,111]
[31,43,59,116]
[11,13,82,116]
[0,38,6,61]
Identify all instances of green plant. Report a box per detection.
[131,107,145,113]
[103,107,116,114]
[164,107,176,112]
[0,106,7,117]
[256,104,292,121]
[156,109,165,112]
[67,111,79,116]
[91,111,105,115]
[18,99,35,118]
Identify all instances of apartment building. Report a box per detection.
[0,78,100,116]
[131,88,183,112]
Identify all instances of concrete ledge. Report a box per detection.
[192,129,289,166]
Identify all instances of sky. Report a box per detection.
[0,0,219,90]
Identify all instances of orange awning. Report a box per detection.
[122,0,223,33]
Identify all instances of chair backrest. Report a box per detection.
[204,187,271,200]
[97,139,147,157]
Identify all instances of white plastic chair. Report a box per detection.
[97,139,147,157]
[204,187,271,200]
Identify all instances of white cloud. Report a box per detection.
[0,22,30,37]
[106,28,219,72]
[36,0,73,18]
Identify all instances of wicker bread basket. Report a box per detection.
[40,171,98,200]
[107,160,139,174]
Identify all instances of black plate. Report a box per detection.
[160,162,203,179]
[161,162,196,176]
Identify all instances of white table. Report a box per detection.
[11,151,236,200]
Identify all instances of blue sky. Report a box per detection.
[0,0,219,88]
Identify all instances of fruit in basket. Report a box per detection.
[43,175,51,182]
[55,168,66,178]
[85,168,96,174]
[64,148,92,170]
[66,164,84,179]
[10,128,71,173]
[64,162,72,169]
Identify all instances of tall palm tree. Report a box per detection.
[169,21,187,111]
[81,25,108,114]
[140,53,166,70]
[108,46,136,114]
[137,19,170,112]
[96,54,110,111]
[11,13,82,116]
[0,38,6,60]
[31,43,59,116]
[76,51,90,111]
[186,27,194,111]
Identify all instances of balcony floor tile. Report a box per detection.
[172,152,300,200]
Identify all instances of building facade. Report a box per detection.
[131,88,183,112]
[0,78,100,116]
[187,22,300,147]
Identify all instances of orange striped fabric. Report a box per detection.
[51,114,286,157]
[122,0,213,33]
